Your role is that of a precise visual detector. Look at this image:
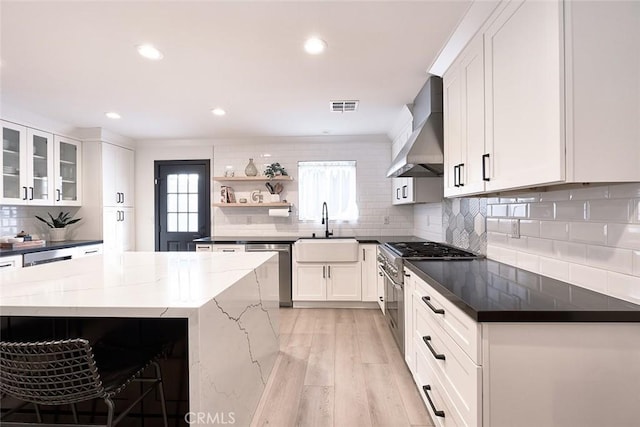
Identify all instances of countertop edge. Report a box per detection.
[0,240,104,257]
[404,260,640,323]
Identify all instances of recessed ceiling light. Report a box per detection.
[304,37,327,55]
[137,44,163,60]
[211,108,226,116]
[105,112,121,119]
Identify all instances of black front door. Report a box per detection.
[155,160,210,251]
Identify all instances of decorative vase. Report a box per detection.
[49,228,67,242]
[244,158,258,177]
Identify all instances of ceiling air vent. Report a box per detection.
[330,100,359,113]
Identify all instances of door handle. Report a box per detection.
[121,192,125,204]
[328,265,331,278]
[22,186,28,200]
[453,165,459,187]
[29,187,34,200]
[323,266,326,279]
[458,163,464,187]
[482,153,491,181]
[56,189,61,202]
[422,296,445,315]
[402,185,408,198]
[396,188,400,200]
[363,248,366,261]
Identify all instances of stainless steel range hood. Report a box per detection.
[387,76,444,178]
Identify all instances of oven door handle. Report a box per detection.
[378,265,403,288]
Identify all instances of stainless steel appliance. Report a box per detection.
[245,243,292,307]
[378,241,480,354]
[23,247,76,267]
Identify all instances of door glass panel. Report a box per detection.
[32,135,49,201]
[166,173,200,232]
[3,127,21,199]
[59,142,77,201]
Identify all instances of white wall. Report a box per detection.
[135,135,413,251]
[486,183,640,305]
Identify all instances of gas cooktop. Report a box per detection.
[384,241,480,259]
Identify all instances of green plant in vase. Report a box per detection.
[35,212,82,242]
[264,163,288,179]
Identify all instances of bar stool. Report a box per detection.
[0,338,168,427]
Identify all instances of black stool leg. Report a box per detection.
[152,361,169,427]
[33,403,41,423]
[104,398,114,427]
[70,403,79,424]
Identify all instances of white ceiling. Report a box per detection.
[0,1,470,140]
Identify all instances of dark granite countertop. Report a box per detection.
[0,240,104,257]
[194,236,427,245]
[405,259,640,322]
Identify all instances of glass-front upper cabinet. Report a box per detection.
[1,120,28,204]
[54,136,82,206]
[27,128,55,205]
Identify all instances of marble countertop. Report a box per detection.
[194,235,427,244]
[406,259,640,322]
[0,251,275,317]
[0,240,103,257]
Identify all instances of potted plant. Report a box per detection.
[263,162,288,179]
[35,212,82,242]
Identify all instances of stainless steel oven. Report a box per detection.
[378,241,481,356]
[378,245,404,352]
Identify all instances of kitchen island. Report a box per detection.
[0,251,280,426]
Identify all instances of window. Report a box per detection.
[298,161,358,221]
[166,173,199,232]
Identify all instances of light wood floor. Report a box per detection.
[251,308,434,427]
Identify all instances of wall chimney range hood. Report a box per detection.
[387,76,444,178]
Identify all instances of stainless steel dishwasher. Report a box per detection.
[244,243,292,307]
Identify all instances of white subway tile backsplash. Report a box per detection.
[519,220,540,237]
[555,201,587,221]
[608,183,640,199]
[539,256,569,281]
[487,218,500,232]
[486,197,500,205]
[586,245,633,275]
[499,197,518,204]
[527,237,554,256]
[553,241,587,264]
[607,223,640,250]
[539,189,569,202]
[634,200,640,223]
[529,202,555,219]
[516,252,539,273]
[588,199,631,222]
[606,272,640,304]
[569,222,607,245]
[634,251,640,277]
[516,193,540,203]
[507,235,528,250]
[568,264,607,293]
[490,204,508,217]
[540,221,568,240]
[487,232,508,246]
[498,219,513,234]
[569,186,609,201]
[508,203,528,218]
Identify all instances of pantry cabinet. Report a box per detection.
[102,142,134,207]
[440,0,640,196]
[102,207,134,253]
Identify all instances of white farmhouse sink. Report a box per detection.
[294,239,359,262]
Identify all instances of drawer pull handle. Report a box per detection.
[0,262,13,268]
[422,385,445,418]
[422,296,445,315]
[423,336,446,360]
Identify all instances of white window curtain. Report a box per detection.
[298,161,358,221]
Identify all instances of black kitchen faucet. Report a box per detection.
[321,202,333,238]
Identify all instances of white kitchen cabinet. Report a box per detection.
[1,121,27,204]
[26,128,55,206]
[53,136,82,206]
[443,35,486,197]
[440,0,640,196]
[483,0,564,191]
[102,142,134,207]
[360,244,378,302]
[0,255,23,271]
[210,244,245,253]
[293,264,326,301]
[74,244,103,258]
[293,262,361,301]
[103,207,134,253]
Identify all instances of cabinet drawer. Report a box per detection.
[414,298,481,427]
[414,342,467,427]
[414,276,481,364]
[0,254,22,271]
